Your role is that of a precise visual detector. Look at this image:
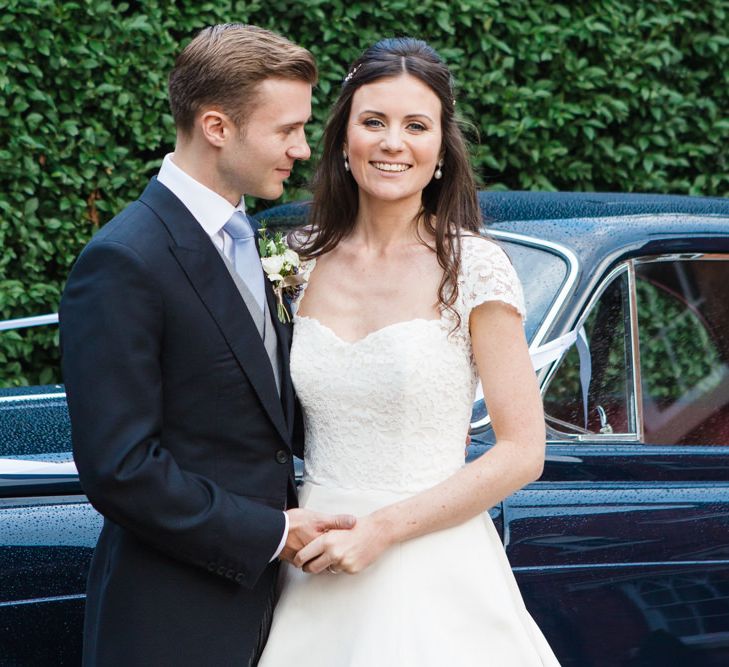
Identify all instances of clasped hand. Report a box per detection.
[280,508,357,563]
[292,514,392,575]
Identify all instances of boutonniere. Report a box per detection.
[258,223,307,324]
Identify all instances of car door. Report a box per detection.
[506,252,729,667]
[0,319,100,665]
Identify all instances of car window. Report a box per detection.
[0,323,69,458]
[498,239,569,343]
[543,268,636,437]
[636,258,729,445]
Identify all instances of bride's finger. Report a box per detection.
[292,534,327,568]
[303,553,339,575]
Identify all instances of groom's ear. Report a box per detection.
[199,110,232,147]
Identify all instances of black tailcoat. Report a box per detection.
[60,178,302,666]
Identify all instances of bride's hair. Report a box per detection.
[297,37,483,323]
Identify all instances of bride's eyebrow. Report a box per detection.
[358,110,434,123]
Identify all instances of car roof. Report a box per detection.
[258,191,729,236]
[257,191,729,267]
[478,190,729,223]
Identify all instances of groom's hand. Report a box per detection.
[279,509,356,563]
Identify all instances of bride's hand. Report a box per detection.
[292,514,393,574]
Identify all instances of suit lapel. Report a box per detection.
[264,278,295,438]
[139,179,290,446]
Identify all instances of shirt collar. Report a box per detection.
[157,154,245,238]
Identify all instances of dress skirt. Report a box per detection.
[258,481,560,666]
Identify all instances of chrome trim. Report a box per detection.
[572,432,640,443]
[0,313,58,331]
[0,391,65,404]
[488,229,580,350]
[0,593,85,608]
[626,261,644,441]
[634,252,729,265]
[513,560,729,573]
[543,252,729,442]
[542,262,641,441]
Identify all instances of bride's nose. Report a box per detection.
[380,127,404,152]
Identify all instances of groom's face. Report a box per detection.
[221,77,312,200]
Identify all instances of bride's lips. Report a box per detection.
[276,167,292,178]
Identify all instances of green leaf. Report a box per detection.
[436,11,454,35]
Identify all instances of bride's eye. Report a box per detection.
[407,121,427,132]
[363,118,385,128]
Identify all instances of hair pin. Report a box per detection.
[343,65,360,83]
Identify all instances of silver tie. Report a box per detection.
[223,211,266,313]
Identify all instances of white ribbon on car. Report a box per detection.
[0,313,59,331]
[473,326,591,429]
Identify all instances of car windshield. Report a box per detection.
[499,238,570,342]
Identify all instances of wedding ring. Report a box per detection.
[327,565,339,574]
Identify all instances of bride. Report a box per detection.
[259,38,560,666]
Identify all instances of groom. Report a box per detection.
[61,24,354,666]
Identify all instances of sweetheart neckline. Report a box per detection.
[294,314,444,346]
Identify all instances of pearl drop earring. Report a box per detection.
[434,159,443,180]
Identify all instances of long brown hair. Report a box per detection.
[298,38,482,319]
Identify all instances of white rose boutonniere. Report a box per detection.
[258,223,307,324]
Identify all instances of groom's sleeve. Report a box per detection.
[61,238,283,588]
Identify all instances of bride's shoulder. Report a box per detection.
[458,232,512,272]
[456,232,525,318]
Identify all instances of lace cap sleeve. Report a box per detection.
[460,235,526,320]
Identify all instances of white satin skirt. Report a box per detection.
[258,482,560,666]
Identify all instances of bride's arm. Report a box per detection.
[294,299,545,574]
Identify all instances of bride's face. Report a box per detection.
[344,74,442,210]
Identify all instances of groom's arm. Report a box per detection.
[61,239,348,586]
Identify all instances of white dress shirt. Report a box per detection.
[157,154,289,561]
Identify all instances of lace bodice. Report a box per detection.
[290,235,525,494]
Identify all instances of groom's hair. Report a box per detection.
[168,24,317,134]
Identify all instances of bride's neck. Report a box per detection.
[351,198,426,253]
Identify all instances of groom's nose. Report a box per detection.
[288,130,311,161]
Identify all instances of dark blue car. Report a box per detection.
[2,192,729,665]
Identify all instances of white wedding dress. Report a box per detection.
[258,235,560,666]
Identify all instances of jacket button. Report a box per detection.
[217,566,225,576]
[235,573,244,584]
[226,569,235,579]
[275,450,289,464]
[207,563,216,572]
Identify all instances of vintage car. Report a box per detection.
[1,191,728,665]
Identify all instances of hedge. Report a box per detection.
[0,0,727,385]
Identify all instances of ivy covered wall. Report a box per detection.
[0,0,727,384]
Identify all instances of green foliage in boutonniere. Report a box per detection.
[258,223,307,324]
